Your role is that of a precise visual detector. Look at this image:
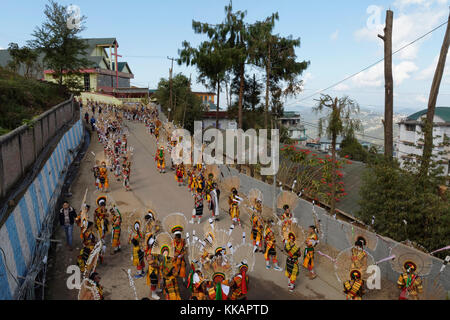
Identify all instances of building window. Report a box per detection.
[84,73,90,92]
[405,124,416,132]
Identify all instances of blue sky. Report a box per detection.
[0,0,449,113]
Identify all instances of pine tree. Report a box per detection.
[28,0,91,91]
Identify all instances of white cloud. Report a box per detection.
[394,0,448,9]
[416,52,450,80]
[302,72,314,85]
[352,60,418,87]
[333,83,350,91]
[330,30,339,41]
[354,2,448,60]
[415,94,428,103]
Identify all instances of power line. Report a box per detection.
[284,19,450,107]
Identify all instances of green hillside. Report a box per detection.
[0,67,70,135]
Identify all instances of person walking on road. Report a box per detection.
[59,201,77,250]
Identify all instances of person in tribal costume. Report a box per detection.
[121,135,127,154]
[94,196,109,241]
[230,263,249,300]
[98,162,109,191]
[128,221,144,246]
[146,254,160,300]
[89,272,104,300]
[131,237,146,278]
[197,173,205,192]
[189,173,198,194]
[162,266,181,300]
[397,261,423,300]
[154,127,160,140]
[351,239,367,271]
[280,204,295,230]
[343,269,365,300]
[207,273,231,300]
[303,226,319,280]
[251,200,264,253]
[204,173,214,202]
[264,221,282,271]
[191,187,204,224]
[77,221,96,273]
[172,229,187,280]
[154,146,166,173]
[75,204,90,240]
[110,207,122,254]
[284,232,302,292]
[114,157,121,181]
[209,183,220,221]
[93,165,100,190]
[144,210,160,236]
[187,264,207,300]
[122,163,131,191]
[175,164,185,186]
[228,188,241,226]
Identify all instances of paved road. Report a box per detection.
[45,115,397,300]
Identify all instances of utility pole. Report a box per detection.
[167,56,176,122]
[378,10,394,160]
[421,9,450,176]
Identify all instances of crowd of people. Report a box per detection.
[68,98,425,301]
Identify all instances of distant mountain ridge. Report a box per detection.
[290,105,413,145]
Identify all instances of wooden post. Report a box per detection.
[421,10,450,176]
[330,98,338,216]
[216,80,220,129]
[265,40,271,129]
[378,10,394,160]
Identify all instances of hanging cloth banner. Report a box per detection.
[317,250,336,263]
[375,255,396,265]
[430,245,450,255]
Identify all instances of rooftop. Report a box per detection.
[406,107,450,123]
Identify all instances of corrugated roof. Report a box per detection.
[84,38,118,48]
[407,107,450,123]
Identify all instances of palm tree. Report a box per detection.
[314,94,361,216]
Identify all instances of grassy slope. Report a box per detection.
[0,67,70,135]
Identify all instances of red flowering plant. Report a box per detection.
[278,145,349,206]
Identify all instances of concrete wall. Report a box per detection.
[0,120,84,300]
[0,98,75,199]
[219,165,450,293]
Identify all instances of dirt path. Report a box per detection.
[45,115,398,300]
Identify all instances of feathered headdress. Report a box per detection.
[232,243,255,275]
[202,222,236,257]
[152,232,174,257]
[83,241,102,278]
[78,278,101,300]
[281,222,306,248]
[334,246,374,283]
[345,224,378,251]
[389,244,433,276]
[276,191,298,211]
[163,212,187,238]
[248,188,263,206]
[202,254,233,284]
[96,195,107,207]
